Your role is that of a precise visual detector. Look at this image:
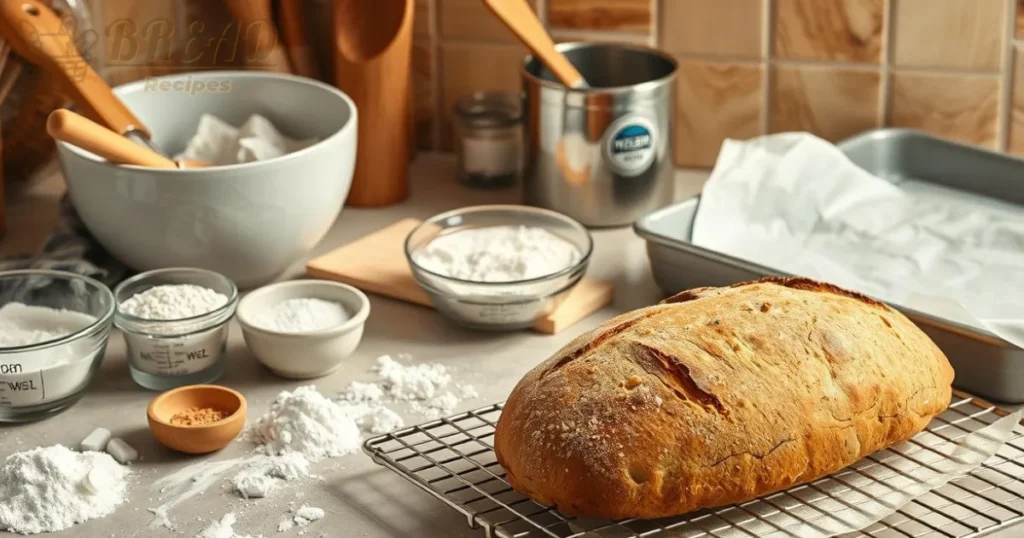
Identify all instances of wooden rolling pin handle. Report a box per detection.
[480,0,586,89]
[0,0,152,138]
[46,109,177,169]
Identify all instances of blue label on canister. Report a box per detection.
[603,117,657,177]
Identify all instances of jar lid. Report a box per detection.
[455,92,522,128]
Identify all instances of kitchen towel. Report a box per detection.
[0,195,127,289]
[692,132,1024,348]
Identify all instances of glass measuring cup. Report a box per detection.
[113,268,238,390]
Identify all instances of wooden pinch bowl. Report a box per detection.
[147,385,247,455]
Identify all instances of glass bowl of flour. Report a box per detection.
[0,270,116,422]
[405,205,593,331]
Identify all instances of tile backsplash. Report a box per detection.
[418,0,1024,166]
[90,0,1024,167]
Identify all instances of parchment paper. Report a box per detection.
[691,133,1024,348]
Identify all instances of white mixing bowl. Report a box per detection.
[55,71,357,289]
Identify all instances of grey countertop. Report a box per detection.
[0,155,1018,538]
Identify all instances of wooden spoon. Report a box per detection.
[0,0,152,137]
[333,0,414,207]
[223,0,292,73]
[480,0,588,89]
[0,0,176,157]
[277,0,320,79]
[47,109,209,169]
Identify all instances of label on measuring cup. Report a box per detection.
[0,358,94,407]
[125,325,228,377]
[602,116,657,177]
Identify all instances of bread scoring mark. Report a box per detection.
[742,277,890,310]
[661,286,717,305]
[540,310,664,379]
[631,342,728,417]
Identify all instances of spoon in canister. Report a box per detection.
[480,0,589,89]
[47,109,210,169]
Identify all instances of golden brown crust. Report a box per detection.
[494,277,954,520]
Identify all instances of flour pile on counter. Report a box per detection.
[196,512,257,538]
[0,303,97,348]
[253,298,349,333]
[0,445,129,534]
[176,114,319,166]
[230,452,311,499]
[339,354,478,420]
[411,225,580,282]
[276,505,324,532]
[248,386,363,460]
[120,284,228,320]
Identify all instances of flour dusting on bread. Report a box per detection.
[495,278,954,520]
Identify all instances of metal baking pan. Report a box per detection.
[635,128,1024,403]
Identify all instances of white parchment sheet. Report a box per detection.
[692,133,1024,348]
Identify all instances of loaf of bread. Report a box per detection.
[494,277,954,520]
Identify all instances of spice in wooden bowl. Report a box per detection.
[170,407,227,426]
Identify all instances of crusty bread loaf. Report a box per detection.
[494,277,954,520]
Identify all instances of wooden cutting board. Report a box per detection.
[306,219,614,334]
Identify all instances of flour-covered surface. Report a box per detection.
[0,157,692,538]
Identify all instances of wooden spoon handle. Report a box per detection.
[278,0,319,78]
[0,0,152,138]
[480,0,586,88]
[222,0,293,73]
[47,109,177,169]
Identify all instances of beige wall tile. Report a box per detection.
[889,72,1000,148]
[414,0,431,38]
[548,0,651,34]
[413,40,435,149]
[773,0,883,63]
[439,42,526,148]
[439,0,534,42]
[892,0,1005,71]
[770,65,881,142]
[1009,46,1024,153]
[674,59,763,167]
[661,0,763,58]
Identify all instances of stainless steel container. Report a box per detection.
[522,42,678,227]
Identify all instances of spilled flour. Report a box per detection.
[277,505,324,533]
[0,445,130,535]
[247,386,363,460]
[196,513,258,538]
[149,354,478,531]
[340,354,478,420]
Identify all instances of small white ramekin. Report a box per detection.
[236,280,370,379]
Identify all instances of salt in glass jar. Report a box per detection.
[113,268,238,390]
[454,91,524,188]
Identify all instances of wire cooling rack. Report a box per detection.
[363,392,1024,538]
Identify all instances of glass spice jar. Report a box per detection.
[454,92,524,188]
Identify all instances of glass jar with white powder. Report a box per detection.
[113,268,238,390]
[0,270,115,422]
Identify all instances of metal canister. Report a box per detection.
[522,43,678,227]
